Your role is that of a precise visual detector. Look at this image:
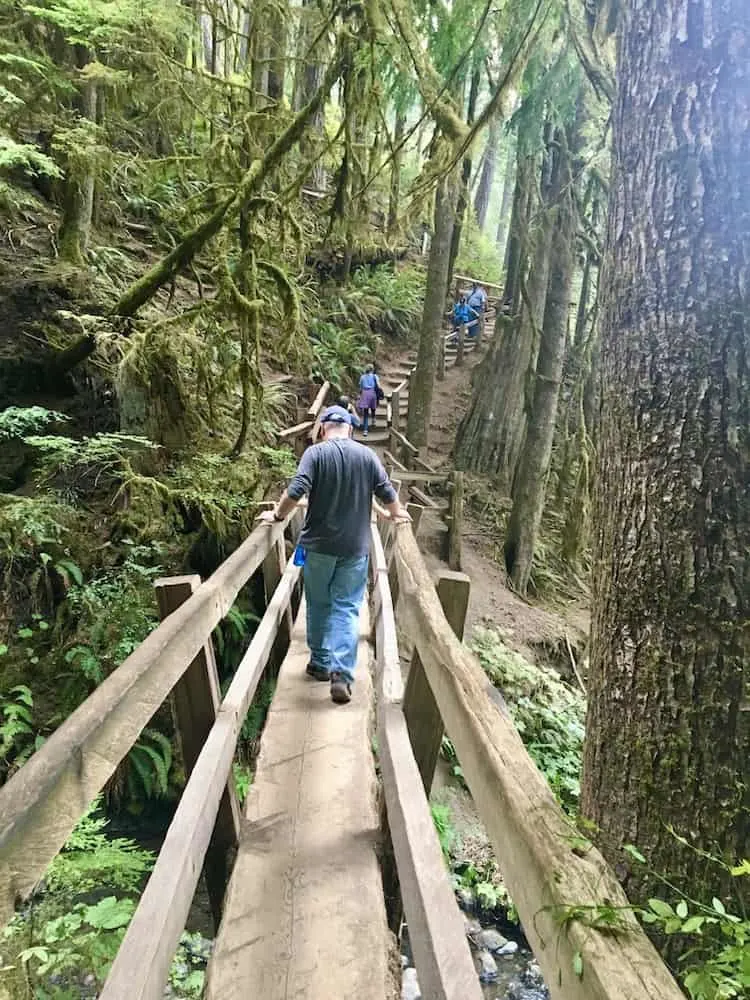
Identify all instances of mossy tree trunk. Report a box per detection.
[407,171,456,448]
[446,67,480,289]
[581,0,750,904]
[501,123,536,314]
[58,51,97,266]
[474,116,500,232]
[293,0,328,190]
[495,138,516,261]
[504,110,580,593]
[455,129,555,491]
[387,110,406,238]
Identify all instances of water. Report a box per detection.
[400,920,549,1000]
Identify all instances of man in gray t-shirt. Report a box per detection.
[260,405,410,704]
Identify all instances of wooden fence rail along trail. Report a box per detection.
[0,348,685,999]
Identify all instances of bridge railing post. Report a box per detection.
[262,535,293,674]
[154,576,241,931]
[446,470,464,570]
[437,336,446,381]
[456,323,465,366]
[402,571,471,794]
[391,386,401,434]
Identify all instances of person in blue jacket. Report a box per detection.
[450,296,479,342]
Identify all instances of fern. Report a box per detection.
[0,406,68,440]
[0,134,62,178]
[46,797,153,895]
[125,728,173,802]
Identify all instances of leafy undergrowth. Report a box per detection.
[310,264,425,390]
[464,474,590,603]
[435,628,584,929]
[0,405,295,813]
[0,801,209,999]
[472,627,585,815]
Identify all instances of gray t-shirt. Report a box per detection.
[287,438,398,558]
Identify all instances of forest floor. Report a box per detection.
[379,338,589,669]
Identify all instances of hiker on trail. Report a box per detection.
[467,282,487,315]
[450,296,479,342]
[258,405,411,705]
[336,394,361,429]
[357,363,381,437]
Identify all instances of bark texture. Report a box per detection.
[407,174,455,447]
[474,117,500,231]
[581,0,750,902]
[495,139,515,259]
[505,126,576,594]
[455,137,554,490]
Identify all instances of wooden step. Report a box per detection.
[354,429,389,445]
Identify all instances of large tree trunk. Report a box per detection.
[446,68,480,288]
[58,56,97,266]
[495,139,515,261]
[387,111,406,238]
[454,137,554,490]
[474,116,500,231]
[581,0,750,905]
[504,125,577,594]
[501,131,535,314]
[293,0,327,189]
[407,172,456,448]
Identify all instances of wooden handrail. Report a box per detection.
[392,528,684,1000]
[101,559,301,1000]
[0,515,294,928]
[306,380,330,419]
[453,272,504,291]
[390,428,418,456]
[370,527,481,1000]
[279,420,315,440]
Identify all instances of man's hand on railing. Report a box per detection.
[256,494,307,525]
[376,500,412,524]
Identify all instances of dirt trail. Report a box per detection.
[377,342,588,667]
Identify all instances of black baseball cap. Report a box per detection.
[320,405,354,425]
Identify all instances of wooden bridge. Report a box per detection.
[0,305,684,1000]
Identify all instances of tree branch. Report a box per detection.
[113,37,346,318]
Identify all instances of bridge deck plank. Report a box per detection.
[205,601,391,1000]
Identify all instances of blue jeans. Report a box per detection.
[303,551,369,684]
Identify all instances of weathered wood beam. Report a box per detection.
[154,577,241,930]
[0,519,292,928]
[393,528,684,1000]
[370,527,481,1000]
[101,560,301,1000]
[403,572,470,794]
[306,381,330,418]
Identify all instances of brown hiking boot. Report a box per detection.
[306,662,330,682]
[330,672,352,705]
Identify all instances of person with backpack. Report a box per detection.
[357,363,382,436]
